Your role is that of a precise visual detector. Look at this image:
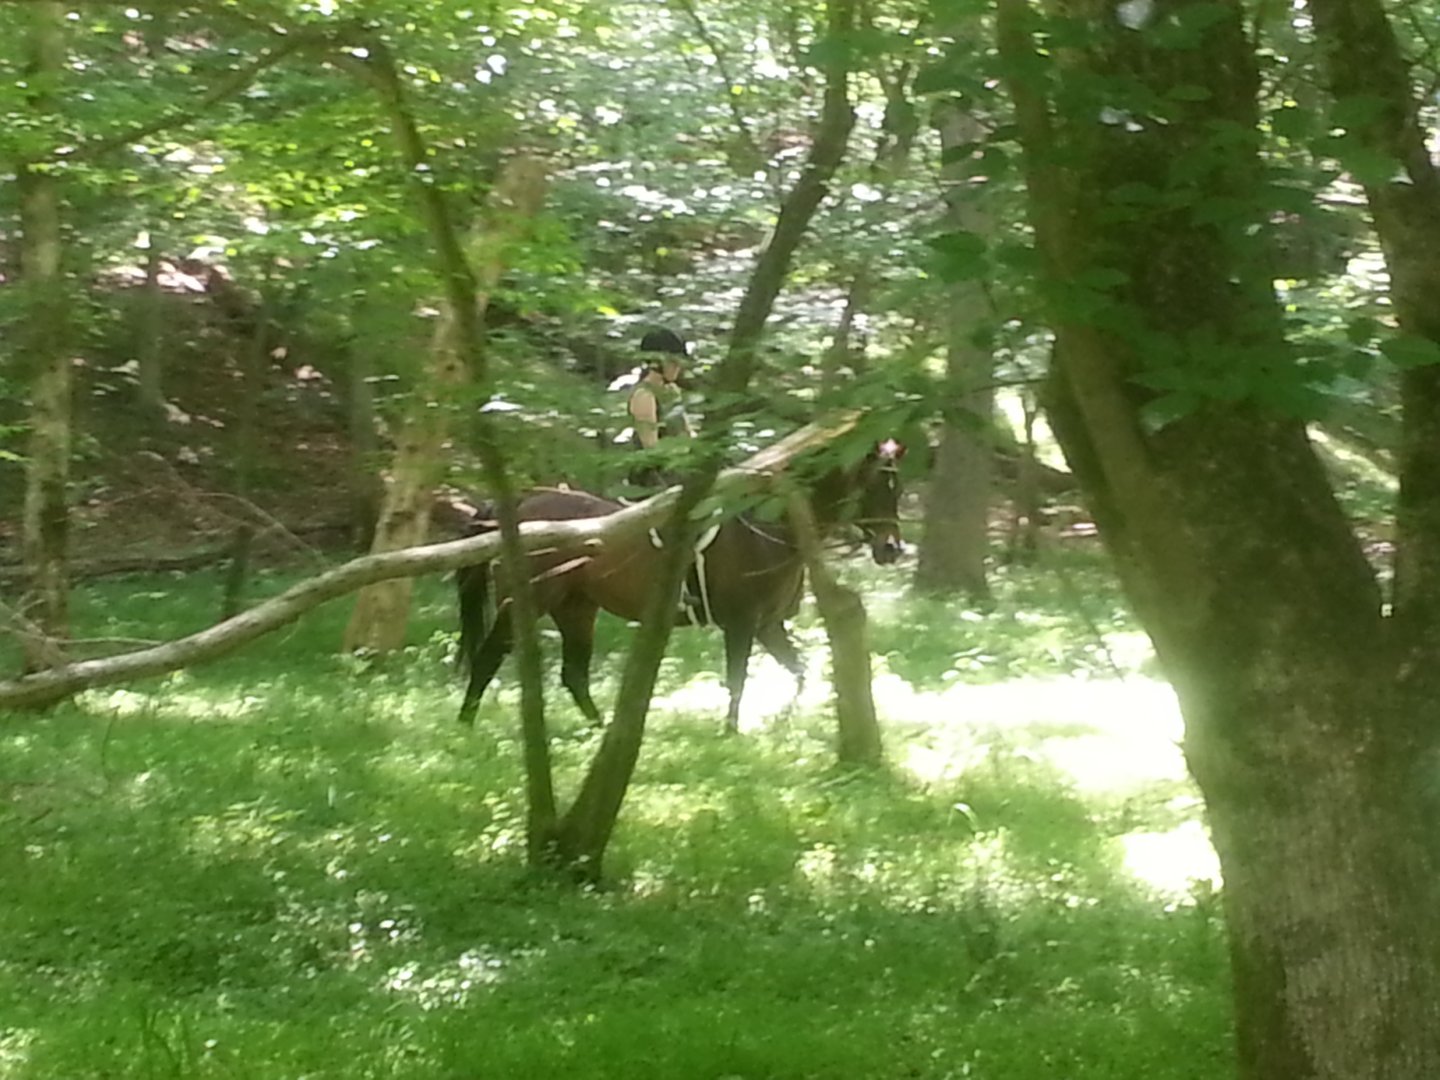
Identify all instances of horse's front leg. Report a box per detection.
[721,621,757,734]
[458,605,514,726]
[757,622,805,715]
[553,599,604,727]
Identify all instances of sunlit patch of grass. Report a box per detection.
[1,553,1232,1078]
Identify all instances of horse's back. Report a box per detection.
[518,487,623,523]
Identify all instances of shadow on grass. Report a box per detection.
[0,557,1229,1079]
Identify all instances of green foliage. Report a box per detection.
[0,557,1230,1078]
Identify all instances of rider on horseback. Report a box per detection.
[621,326,711,625]
[625,326,694,490]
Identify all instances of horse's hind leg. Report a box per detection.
[458,605,514,726]
[721,621,757,734]
[757,622,806,709]
[552,599,604,726]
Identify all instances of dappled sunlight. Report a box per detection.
[0,1027,35,1074]
[382,946,518,1010]
[1117,819,1222,898]
[887,673,1186,796]
[86,685,268,721]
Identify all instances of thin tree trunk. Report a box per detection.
[787,491,882,767]
[17,1,70,673]
[553,0,859,879]
[341,320,382,552]
[1305,0,1440,647]
[136,235,165,415]
[914,103,995,599]
[220,281,270,620]
[1007,391,1041,563]
[821,272,870,393]
[338,36,557,862]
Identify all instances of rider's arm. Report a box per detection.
[629,386,661,449]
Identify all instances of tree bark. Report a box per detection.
[786,491,882,767]
[17,1,71,674]
[997,0,1440,1075]
[915,103,996,599]
[342,326,382,552]
[219,280,269,620]
[136,235,166,415]
[1006,391,1041,563]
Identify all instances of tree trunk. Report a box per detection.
[343,329,382,552]
[996,0,1440,1074]
[340,310,467,654]
[17,1,70,673]
[914,103,995,599]
[1184,669,1440,1080]
[341,153,549,654]
[1006,391,1041,563]
[136,235,165,415]
[821,272,870,393]
[786,491,882,767]
[220,282,269,620]
[1304,0,1440,645]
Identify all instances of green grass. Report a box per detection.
[1,552,1231,1079]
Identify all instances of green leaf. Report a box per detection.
[925,230,989,283]
[1268,105,1313,141]
[1380,335,1440,370]
[1343,316,1381,346]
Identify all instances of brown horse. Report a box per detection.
[455,440,905,730]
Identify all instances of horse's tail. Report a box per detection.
[456,504,499,676]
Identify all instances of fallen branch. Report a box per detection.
[0,414,858,712]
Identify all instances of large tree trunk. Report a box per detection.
[1184,669,1440,1079]
[17,2,70,673]
[914,105,996,599]
[997,0,1440,1075]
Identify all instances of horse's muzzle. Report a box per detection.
[870,533,904,565]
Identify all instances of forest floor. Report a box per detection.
[0,550,1231,1080]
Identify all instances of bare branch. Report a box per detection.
[65,32,319,163]
[0,414,860,712]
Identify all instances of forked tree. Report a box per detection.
[994,0,1440,1075]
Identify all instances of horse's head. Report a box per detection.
[854,438,906,564]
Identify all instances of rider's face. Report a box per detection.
[661,358,682,383]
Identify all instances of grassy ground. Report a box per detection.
[1,546,1231,1079]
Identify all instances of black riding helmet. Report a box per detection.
[639,327,688,364]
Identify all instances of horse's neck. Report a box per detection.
[807,467,852,530]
